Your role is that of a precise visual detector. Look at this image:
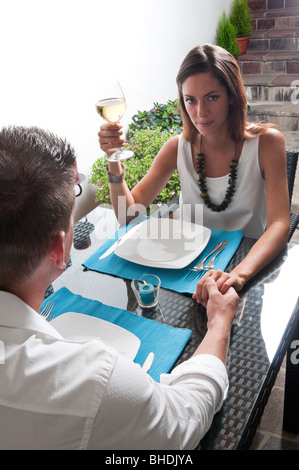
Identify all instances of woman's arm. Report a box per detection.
[193,129,290,304]
[98,123,178,225]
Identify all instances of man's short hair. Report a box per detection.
[0,126,77,288]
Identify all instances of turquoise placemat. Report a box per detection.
[82,225,244,295]
[41,287,192,382]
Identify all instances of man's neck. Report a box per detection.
[10,284,46,313]
[9,262,56,313]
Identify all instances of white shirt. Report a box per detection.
[0,290,228,450]
[177,134,267,238]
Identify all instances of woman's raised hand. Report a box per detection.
[98,123,126,157]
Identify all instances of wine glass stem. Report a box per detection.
[115,148,122,158]
[107,149,121,162]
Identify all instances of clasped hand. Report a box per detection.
[192,269,245,306]
[198,277,239,329]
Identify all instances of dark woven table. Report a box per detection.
[50,207,299,450]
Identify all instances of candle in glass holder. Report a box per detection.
[131,275,161,309]
[139,282,155,305]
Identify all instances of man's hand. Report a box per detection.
[192,278,239,363]
[203,277,239,330]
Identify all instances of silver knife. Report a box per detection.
[99,238,121,259]
[142,352,154,372]
[99,219,143,259]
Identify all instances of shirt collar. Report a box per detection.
[0,290,63,339]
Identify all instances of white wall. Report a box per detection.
[0,0,233,175]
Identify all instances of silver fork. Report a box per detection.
[39,301,55,322]
[189,241,224,272]
[186,241,223,280]
[202,239,228,270]
[186,240,227,280]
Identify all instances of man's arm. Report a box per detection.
[192,277,239,364]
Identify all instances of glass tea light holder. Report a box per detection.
[131,274,161,309]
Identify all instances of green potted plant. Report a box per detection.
[215,11,240,59]
[128,99,182,138]
[229,0,253,55]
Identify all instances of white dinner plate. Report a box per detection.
[50,312,140,360]
[115,218,211,269]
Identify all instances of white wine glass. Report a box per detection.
[95,79,134,162]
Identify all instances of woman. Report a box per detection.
[98,44,290,303]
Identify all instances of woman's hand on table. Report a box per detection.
[192,269,246,306]
[98,123,126,156]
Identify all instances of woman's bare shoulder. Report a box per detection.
[258,128,286,176]
[162,134,180,152]
[259,127,285,148]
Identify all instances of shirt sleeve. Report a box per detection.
[87,353,228,450]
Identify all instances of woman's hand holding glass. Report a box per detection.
[98,122,126,157]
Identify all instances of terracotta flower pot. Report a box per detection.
[236,36,249,55]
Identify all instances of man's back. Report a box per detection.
[0,290,228,450]
[0,291,114,449]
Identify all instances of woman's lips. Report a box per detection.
[197,121,213,129]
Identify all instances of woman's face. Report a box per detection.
[182,72,231,138]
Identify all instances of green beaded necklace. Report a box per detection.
[196,135,238,212]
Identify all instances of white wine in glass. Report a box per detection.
[96,80,133,162]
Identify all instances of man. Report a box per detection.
[0,126,239,450]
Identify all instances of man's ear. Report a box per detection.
[49,231,67,270]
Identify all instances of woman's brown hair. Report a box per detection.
[176,44,272,143]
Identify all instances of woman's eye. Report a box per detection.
[185,98,195,105]
[208,95,219,101]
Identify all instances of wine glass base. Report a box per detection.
[107,150,134,162]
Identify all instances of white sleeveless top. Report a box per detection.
[177,134,266,238]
